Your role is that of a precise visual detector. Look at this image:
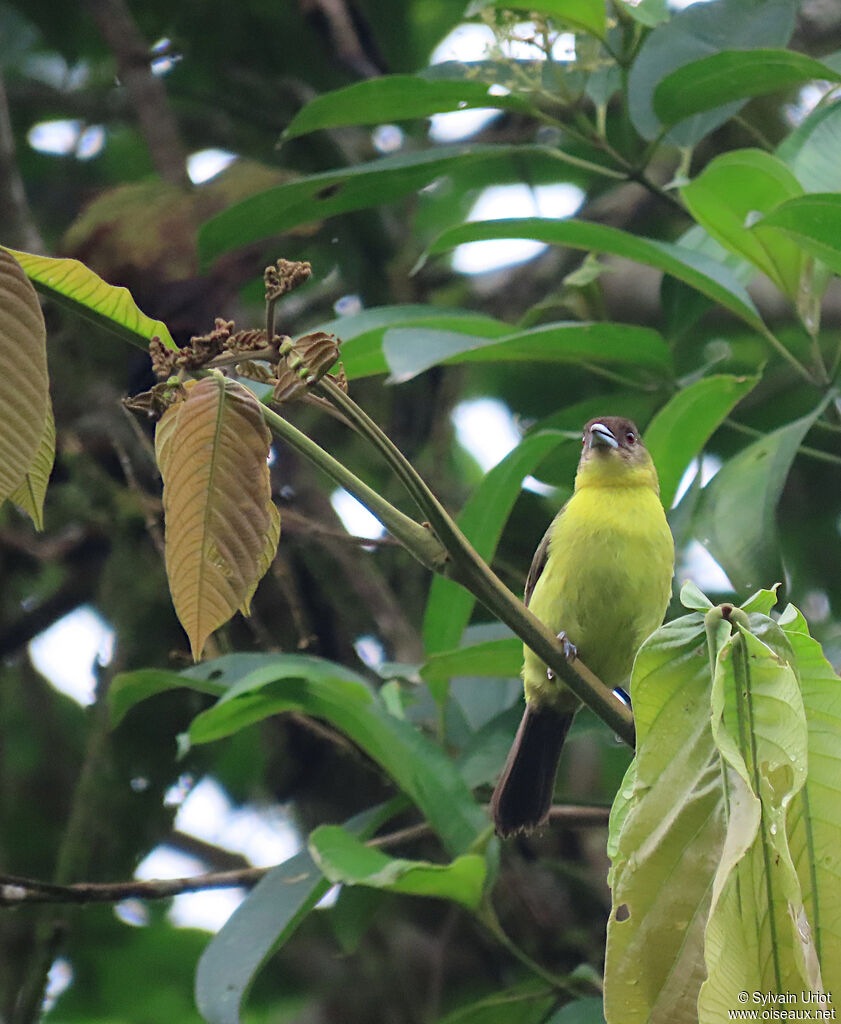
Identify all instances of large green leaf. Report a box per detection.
[465,0,605,38]
[681,150,805,302]
[180,653,487,856]
[779,606,841,993]
[316,305,511,379]
[605,612,721,1022]
[606,601,821,1021]
[421,637,523,684]
[777,99,841,193]
[757,194,841,277]
[199,144,552,266]
[383,321,672,383]
[422,218,764,332]
[654,50,841,128]
[698,619,815,1017]
[195,803,394,1024]
[309,825,486,908]
[0,249,49,507]
[644,374,759,510]
[435,981,556,1024]
[694,404,824,594]
[3,246,175,350]
[282,76,535,141]
[423,430,566,654]
[627,0,797,145]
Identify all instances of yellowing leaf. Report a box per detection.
[0,249,49,505]
[2,247,176,351]
[9,396,55,530]
[155,375,279,659]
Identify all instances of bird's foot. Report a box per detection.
[546,631,578,681]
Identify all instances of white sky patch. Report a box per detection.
[28,119,82,155]
[429,107,502,143]
[333,294,364,317]
[331,488,386,540]
[430,23,496,65]
[42,958,74,1014]
[134,777,301,932]
[452,397,521,472]
[355,634,385,668]
[76,125,106,159]
[175,776,300,868]
[680,541,734,593]
[785,82,833,127]
[29,606,115,707]
[372,124,404,153]
[452,182,584,274]
[187,148,236,184]
[671,453,721,508]
[135,846,245,932]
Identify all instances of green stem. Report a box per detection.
[479,901,581,993]
[724,417,841,466]
[259,403,448,573]
[758,324,819,386]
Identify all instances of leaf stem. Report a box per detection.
[258,402,448,573]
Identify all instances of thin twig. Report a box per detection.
[0,805,610,906]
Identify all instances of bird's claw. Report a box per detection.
[546,631,578,680]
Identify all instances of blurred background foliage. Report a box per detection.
[3,0,841,1020]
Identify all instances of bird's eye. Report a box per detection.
[625,431,636,444]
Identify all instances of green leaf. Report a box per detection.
[779,606,841,993]
[681,149,805,301]
[436,981,556,1024]
[309,825,486,909]
[282,75,535,141]
[317,305,511,379]
[698,620,815,1015]
[627,0,797,145]
[0,249,49,507]
[9,396,54,530]
[195,803,394,1024]
[108,668,227,728]
[757,194,841,277]
[546,998,606,1024]
[644,373,759,509]
[679,579,713,611]
[422,218,764,332]
[423,430,566,654]
[694,403,825,594]
[2,246,176,351]
[421,637,523,683]
[777,98,841,193]
[383,321,672,383]
[465,0,605,38]
[199,144,548,266]
[654,49,841,128]
[618,0,668,28]
[605,612,721,1022]
[181,653,487,856]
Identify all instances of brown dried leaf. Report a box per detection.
[0,250,49,504]
[155,375,279,659]
[10,397,55,530]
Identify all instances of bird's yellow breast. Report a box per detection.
[524,482,673,706]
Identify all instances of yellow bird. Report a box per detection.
[490,417,674,836]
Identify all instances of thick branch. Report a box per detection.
[85,0,189,185]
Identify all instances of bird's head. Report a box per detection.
[575,417,659,492]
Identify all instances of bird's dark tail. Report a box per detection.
[490,704,574,837]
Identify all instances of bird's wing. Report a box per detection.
[524,521,553,607]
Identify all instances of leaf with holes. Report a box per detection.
[155,376,279,660]
[3,246,175,351]
[9,395,54,531]
[0,249,49,507]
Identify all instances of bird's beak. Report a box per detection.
[588,422,619,450]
